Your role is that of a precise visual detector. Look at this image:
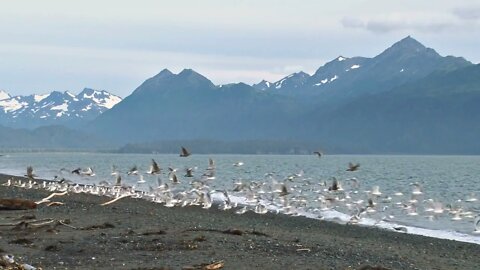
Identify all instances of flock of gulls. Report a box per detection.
[3,147,480,235]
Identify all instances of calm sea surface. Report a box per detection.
[1,152,479,237]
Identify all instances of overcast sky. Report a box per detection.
[1,0,479,97]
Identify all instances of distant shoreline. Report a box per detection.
[2,149,480,156]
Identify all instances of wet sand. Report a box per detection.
[0,174,479,270]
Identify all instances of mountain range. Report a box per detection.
[254,36,471,103]
[0,88,121,128]
[2,36,480,154]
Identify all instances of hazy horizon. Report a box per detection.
[1,0,479,97]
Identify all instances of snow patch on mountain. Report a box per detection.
[51,102,69,112]
[0,90,10,100]
[0,97,28,113]
[34,94,50,102]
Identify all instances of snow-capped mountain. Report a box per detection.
[259,37,470,100]
[308,56,368,87]
[261,56,368,96]
[0,88,122,128]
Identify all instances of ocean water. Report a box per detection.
[1,152,479,243]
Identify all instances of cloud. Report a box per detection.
[453,6,480,20]
[341,15,454,33]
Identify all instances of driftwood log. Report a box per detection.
[0,198,37,210]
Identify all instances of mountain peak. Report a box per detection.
[152,69,174,80]
[294,71,310,77]
[389,36,427,52]
[375,36,440,62]
[252,80,272,91]
[178,68,201,77]
[177,69,214,86]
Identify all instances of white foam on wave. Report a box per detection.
[216,193,480,245]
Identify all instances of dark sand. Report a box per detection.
[0,174,479,270]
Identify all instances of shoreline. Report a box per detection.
[1,173,480,269]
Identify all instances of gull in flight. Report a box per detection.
[347,162,360,172]
[137,175,146,184]
[185,167,194,177]
[207,158,215,170]
[180,146,191,157]
[127,165,139,175]
[25,166,36,179]
[114,174,122,186]
[233,161,244,167]
[81,167,95,177]
[147,159,161,175]
[313,151,323,158]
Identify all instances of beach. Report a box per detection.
[0,174,479,270]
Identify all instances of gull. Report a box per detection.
[127,165,139,175]
[137,175,146,184]
[366,198,377,213]
[313,151,323,158]
[201,192,212,209]
[169,171,179,184]
[157,177,170,190]
[233,180,247,192]
[346,162,360,172]
[207,158,215,170]
[185,167,194,177]
[202,169,215,180]
[451,212,462,221]
[147,159,161,175]
[111,165,119,176]
[81,167,95,176]
[371,186,382,196]
[255,204,268,214]
[347,177,360,189]
[235,206,248,215]
[465,193,478,202]
[410,183,423,195]
[180,146,191,157]
[328,177,340,191]
[278,183,289,197]
[233,161,244,167]
[406,206,419,216]
[474,216,480,234]
[114,174,122,186]
[25,166,36,179]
